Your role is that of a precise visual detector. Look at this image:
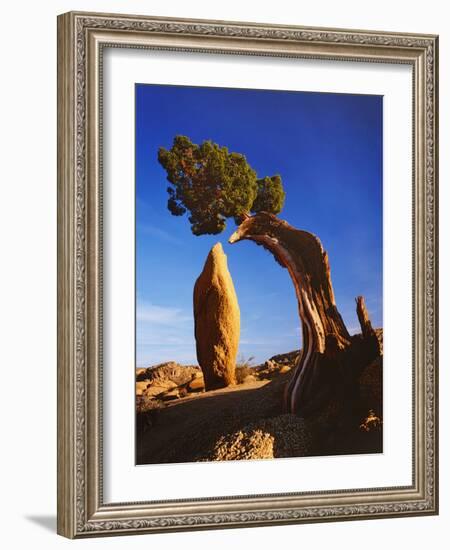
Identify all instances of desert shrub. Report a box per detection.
[235,355,255,384]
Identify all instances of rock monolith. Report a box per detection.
[193,243,240,390]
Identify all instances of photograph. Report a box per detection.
[135,84,384,465]
[55,9,438,538]
[0,0,444,545]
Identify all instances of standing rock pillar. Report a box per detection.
[193,243,240,390]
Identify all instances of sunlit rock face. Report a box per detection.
[193,243,240,390]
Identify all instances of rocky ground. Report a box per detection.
[136,333,383,465]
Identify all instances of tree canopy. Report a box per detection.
[157,135,286,235]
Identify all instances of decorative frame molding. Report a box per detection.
[57,11,438,538]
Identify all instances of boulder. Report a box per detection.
[188,376,205,392]
[279,365,292,375]
[141,379,178,399]
[161,389,181,401]
[137,362,200,385]
[269,349,301,366]
[264,359,277,370]
[206,414,312,461]
[136,368,148,380]
[193,243,240,390]
[136,380,151,396]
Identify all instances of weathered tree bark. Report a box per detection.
[229,212,381,418]
[356,295,374,338]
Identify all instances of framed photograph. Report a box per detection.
[57,11,439,538]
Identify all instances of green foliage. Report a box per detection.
[158,135,286,235]
[251,175,285,215]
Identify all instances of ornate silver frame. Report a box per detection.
[57,11,439,538]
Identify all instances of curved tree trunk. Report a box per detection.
[229,212,381,418]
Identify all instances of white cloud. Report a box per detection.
[136,302,192,325]
[136,302,195,366]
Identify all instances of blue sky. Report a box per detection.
[135,84,383,368]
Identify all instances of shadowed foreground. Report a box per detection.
[136,348,382,465]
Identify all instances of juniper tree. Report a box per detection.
[158,135,285,235]
[157,134,381,424]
